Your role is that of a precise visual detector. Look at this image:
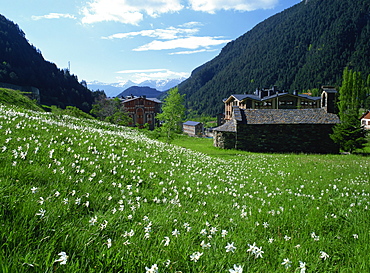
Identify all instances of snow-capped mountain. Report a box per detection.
[88,78,186,97]
[138,78,187,91]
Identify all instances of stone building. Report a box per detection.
[213,88,340,154]
[223,86,325,121]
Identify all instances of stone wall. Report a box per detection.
[213,131,236,149]
[237,123,339,154]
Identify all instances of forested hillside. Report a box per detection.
[0,15,94,112]
[179,0,370,116]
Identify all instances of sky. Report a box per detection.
[1,0,301,84]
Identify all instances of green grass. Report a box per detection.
[0,103,369,272]
[0,88,44,112]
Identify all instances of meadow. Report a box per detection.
[0,103,369,272]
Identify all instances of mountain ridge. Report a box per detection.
[178,0,370,116]
[88,78,186,97]
[0,14,94,112]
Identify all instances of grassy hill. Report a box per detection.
[0,102,369,272]
[0,87,44,111]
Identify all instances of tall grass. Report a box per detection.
[0,103,369,272]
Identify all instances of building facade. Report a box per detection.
[183,121,204,137]
[223,86,337,121]
[121,96,162,129]
[214,88,340,154]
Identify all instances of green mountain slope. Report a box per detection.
[179,0,370,116]
[0,87,44,111]
[0,15,94,112]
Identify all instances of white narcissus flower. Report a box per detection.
[107,238,112,248]
[229,264,243,273]
[190,251,203,262]
[225,242,236,253]
[145,263,158,273]
[281,258,292,268]
[320,251,329,260]
[55,252,68,265]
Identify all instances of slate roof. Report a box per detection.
[212,120,236,132]
[213,107,340,132]
[231,94,260,101]
[243,108,340,124]
[183,121,202,126]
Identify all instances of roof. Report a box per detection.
[226,92,321,102]
[213,108,340,132]
[122,97,162,103]
[183,121,202,126]
[243,108,340,124]
[213,120,236,132]
[360,110,370,120]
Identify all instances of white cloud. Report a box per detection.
[133,36,231,51]
[81,0,183,25]
[169,49,218,55]
[116,68,168,74]
[32,13,76,20]
[178,21,204,28]
[81,0,279,24]
[103,27,199,40]
[188,0,279,13]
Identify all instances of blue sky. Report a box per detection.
[2,0,301,84]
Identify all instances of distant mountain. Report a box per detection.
[88,78,186,97]
[138,78,186,91]
[116,86,162,98]
[0,14,94,112]
[88,80,135,97]
[178,0,370,116]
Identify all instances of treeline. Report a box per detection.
[0,15,94,112]
[179,0,370,116]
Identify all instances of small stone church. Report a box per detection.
[213,87,340,154]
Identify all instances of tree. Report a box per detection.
[331,68,368,153]
[156,87,186,142]
[90,95,130,126]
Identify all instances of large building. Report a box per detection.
[121,96,162,129]
[222,86,333,121]
[214,87,340,154]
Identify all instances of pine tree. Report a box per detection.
[156,87,186,142]
[331,68,368,153]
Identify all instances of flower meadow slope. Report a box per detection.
[0,104,369,272]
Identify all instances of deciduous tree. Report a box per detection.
[156,87,185,142]
[331,68,368,153]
